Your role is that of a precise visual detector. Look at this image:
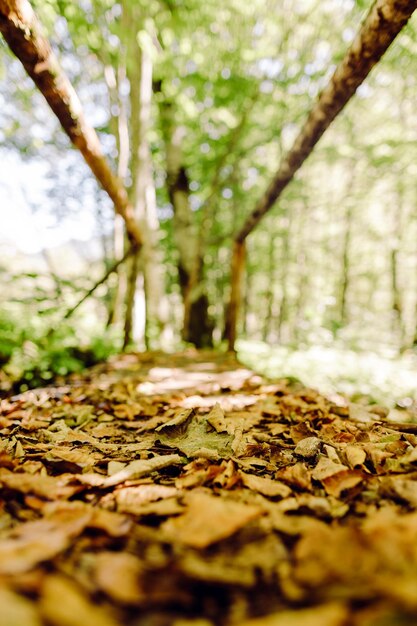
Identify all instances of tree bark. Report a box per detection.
[123,252,140,350]
[160,97,213,347]
[339,203,353,328]
[121,2,166,350]
[225,240,246,351]
[391,183,405,345]
[235,0,416,244]
[226,0,417,351]
[0,0,143,248]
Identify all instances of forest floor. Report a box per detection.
[2,350,417,626]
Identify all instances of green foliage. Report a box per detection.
[0,268,120,394]
[1,311,120,393]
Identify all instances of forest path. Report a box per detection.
[1,351,417,625]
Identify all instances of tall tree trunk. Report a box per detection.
[0,0,143,248]
[123,252,140,350]
[263,233,275,342]
[276,217,291,343]
[105,63,130,328]
[391,183,405,345]
[339,203,353,328]
[226,240,246,351]
[226,0,417,351]
[159,98,213,347]
[122,3,165,349]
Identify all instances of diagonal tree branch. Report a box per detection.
[226,0,417,351]
[62,245,135,321]
[234,0,417,244]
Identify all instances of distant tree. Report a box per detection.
[225,0,417,351]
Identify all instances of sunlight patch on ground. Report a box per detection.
[237,340,417,407]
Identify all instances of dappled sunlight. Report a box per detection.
[180,393,260,410]
[87,352,258,399]
[138,364,255,395]
[238,340,417,407]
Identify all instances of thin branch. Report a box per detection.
[62,245,135,321]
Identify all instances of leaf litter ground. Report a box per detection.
[1,350,417,626]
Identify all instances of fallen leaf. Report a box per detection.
[98,454,183,487]
[206,403,228,432]
[155,408,195,433]
[157,414,234,459]
[40,574,120,626]
[114,484,179,515]
[94,551,144,604]
[0,587,42,626]
[0,506,92,575]
[240,472,291,498]
[380,477,417,507]
[311,457,348,481]
[0,468,80,500]
[276,462,312,491]
[239,602,348,626]
[294,437,321,459]
[344,445,367,468]
[161,492,263,548]
[320,469,363,498]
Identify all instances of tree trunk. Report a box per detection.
[391,184,405,345]
[104,62,130,328]
[226,0,417,350]
[159,98,213,347]
[122,3,165,349]
[339,203,353,328]
[0,0,143,248]
[225,240,246,352]
[106,216,127,327]
[263,234,275,342]
[123,251,140,350]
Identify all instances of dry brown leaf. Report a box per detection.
[320,470,363,498]
[47,446,102,469]
[92,453,183,487]
[311,457,348,481]
[161,492,263,548]
[40,574,120,626]
[0,506,92,575]
[133,497,184,516]
[344,445,367,468]
[90,507,132,536]
[0,468,80,500]
[363,443,393,472]
[380,477,417,507]
[41,501,132,537]
[114,484,179,514]
[276,462,312,491]
[238,602,348,626]
[206,403,228,432]
[0,587,42,626]
[155,408,195,433]
[240,472,291,498]
[268,510,327,536]
[294,437,321,459]
[179,551,256,586]
[94,551,144,604]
